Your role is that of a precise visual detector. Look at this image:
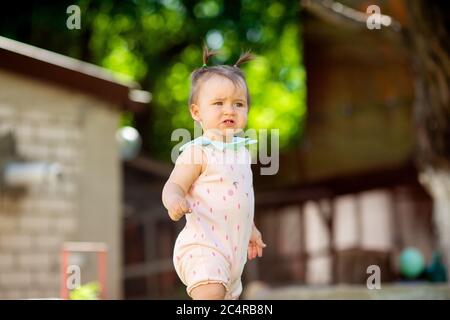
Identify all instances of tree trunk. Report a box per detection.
[407,1,450,274]
[420,170,450,271]
[407,1,450,169]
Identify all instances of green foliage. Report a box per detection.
[69,282,100,300]
[148,0,306,158]
[0,0,306,161]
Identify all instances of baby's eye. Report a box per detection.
[213,101,223,106]
[234,102,244,107]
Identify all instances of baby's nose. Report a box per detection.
[223,103,237,113]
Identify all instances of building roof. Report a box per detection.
[0,36,150,112]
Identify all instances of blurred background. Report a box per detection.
[0,0,448,299]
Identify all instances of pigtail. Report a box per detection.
[234,50,255,67]
[189,45,255,107]
[202,44,218,67]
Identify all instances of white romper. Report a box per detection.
[172,135,257,299]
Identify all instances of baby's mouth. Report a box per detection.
[222,119,235,125]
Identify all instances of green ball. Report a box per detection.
[399,247,425,279]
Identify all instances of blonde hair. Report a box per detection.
[188,45,255,108]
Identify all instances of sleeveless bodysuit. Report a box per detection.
[172,135,257,299]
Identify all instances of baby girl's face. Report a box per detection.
[190,74,248,141]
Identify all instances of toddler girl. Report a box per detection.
[162,46,266,300]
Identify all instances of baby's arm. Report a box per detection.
[162,145,205,221]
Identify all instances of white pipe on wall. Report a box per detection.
[3,162,62,188]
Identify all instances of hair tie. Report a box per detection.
[202,63,207,68]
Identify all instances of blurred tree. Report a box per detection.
[0,0,306,161]
[302,0,450,282]
[407,0,450,282]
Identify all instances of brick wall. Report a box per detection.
[0,69,121,299]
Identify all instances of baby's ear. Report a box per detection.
[190,103,201,122]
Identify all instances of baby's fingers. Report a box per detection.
[256,238,267,248]
[257,245,263,258]
[179,199,192,214]
[247,245,254,260]
[251,245,257,260]
[168,204,182,221]
[169,200,188,221]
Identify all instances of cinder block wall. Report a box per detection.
[0,69,121,299]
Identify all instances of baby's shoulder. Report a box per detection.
[176,140,207,166]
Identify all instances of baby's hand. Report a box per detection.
[167,196,192,221]
[248,224,267,260]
